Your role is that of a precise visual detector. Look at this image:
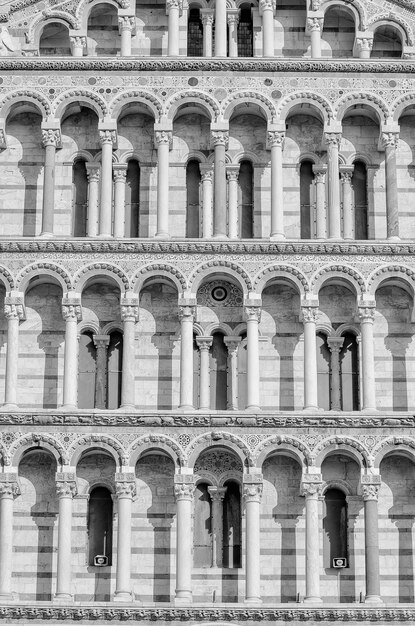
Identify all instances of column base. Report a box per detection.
[2,403,18,411]
[212,233,228,240]
[53,593,74,603]
[246,405,261,412]
[155,232,171,239]
[113,591,136,602]
[62,403,77,411]
[303,406,319,412]
[303,596,322,604]
[97,233,113,238]
[179,404,194,411]
[365,595,383,604]
[0,592,17,601]
[120,404,136,411]
[244,597,262,605]
[270,233,285,241]
[174,592,192,605]
[39,231,54,238]
[387,235,400,242]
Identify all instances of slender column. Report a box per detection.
[267,130,285,239]
[361,475,382,603]
[356,37,372,59]
[301,477,323,603]
[243,476,263,604]
[244,303,261,411]
[99,130,116,237]
[41,129,61,237]
[215,0,227,56]
[93,335,110,409]
[340,166,354,240]
[119,17,135,56]
[179,302,195,409]
[201,10,214,56]
[200,164,213,238]
[4,297,25,408]
[227,165,240,238]
[174,475,194,603]
[69,36,86,57]
[155,130,172,238]
[381,132,400,239]
[227,11,239,57]
[207,487,227,567]
[196,336,212,410]
[224,336,241,410]
[211,130,229,238]
[86,164,100,237]
[55,474,77,600]
[113,164,128,238]
[167,0,181,56]
[259,0,275,56]
[0,477,20,599]
[327,337,344,411]
[62,299,82,409]
[120,298,139,409]
[301,302,319,410]
[312,165,327,239]
[325,132,342,239]
[307,18,323,58]
[114,474,136,601]
[358,303,376,411]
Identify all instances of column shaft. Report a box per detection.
[201,12,214,56]
[179,305,195,409]
[327,338,343,412]
[113,165,127,238]
[341,169,354,240]
[359,307,376,411]
[261,4,275,56]
[313,167,326,239]
[115,479,136,601]
[245,306,261,411]
[155,132,171,237]
[227,167,239,239]
[208,487,227,567]
[362,483,382,603]
[99,132,115,237]
[228,14,239,57]
[326,134,341,239]
[302,483,322,603]
[268,132,285,239]
[302,306,318,410]
[62,304,81,409]
[212,132,228,237]
[94,335,110,409]
[0,484,18,599]
[382,134,400,239]
[196,337,212,410]
[200,166,213,238]
[243,479,262,604]
[4,305,21,407]
[86,165,100,237]
[119,18,134,56]
[215,0,227,56]
[308,19,322,58]
[167,1,180,56]
[55,479,76,599]
[41,132,59,236]
[121,303,138,409]
[174,478,194,603]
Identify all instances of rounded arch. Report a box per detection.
[316,322,333,336]
[253,264,309,297]
[391,93,415,122]
[10,433,66,468]
[312,437,369,469]
[276,93,333,125]
[367,264,415,299]
[129,435,185,467]
[322,479,353,496]
[79,320,100,335]
[16,262,73,294]
[372,436,415,469]
[32,15,75,49]
[53,90,108,122]
[0,266,15,291]
[335,93,388,125]
[368,15,413,46]
[335,322,360,337]
[109,91,162,123]
[185,150,208,165]
[0,90,51,123]
[82,0,120,28]
[69,436,126,468]
[254,435,310,470]
[222,92,277,124]
[166,91,219,122]
[131,264,186,295]
[70,149,94,165]
[321,0,362,30]
[310,264,366,298]
[187,432,253,469]
[73,263,130,295]
[204,322,234,336]
[189,261,252,296]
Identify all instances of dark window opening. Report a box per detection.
[88,487,113,566]
[194,483,212,567]
[300,160,314,239]
[78,332,97,409]
[323,488,348,568]
[73,159,88,237]
[237,6,253,57]
[340,332,359,411]
[209,332,228,410]
[317,332,331,410]
[125,159,140,237]
[238,160,254,238]
[188,8,203,56]
[107,331,123,410]
[186,159,201,238]
[223,481,241,568]
[352,161,368,240]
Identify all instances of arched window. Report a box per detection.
[223,481,241,568]
[125,159,140,237]
[352,161,368,239]
[107,331,123,409]
[340,332,359,410]
[87,3,119,56]
[322,7,355,57]
[300,160,314,238]
[78,332,97,409]
[188,8,203,56]
[39,22,71,56]
[209,332,228,409]
[237,335,247,410]
[237,5,253,57]
[73,159,88,237]
[371,25,403,58]
[238,160,253,238]
[88,487,113,566]
[317,332,331,410]
[323,488,348,568]
[194,483,212,567]
[186,159,201,238]
[193,334,200,408]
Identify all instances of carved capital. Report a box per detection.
[93,334,110,349]
[174,475,195,501]
[115,474,137,499]
[69,35,86,50]
[179,305,195,321]
[324,132,342,148]
[362,484,380,501]
[356,37,373,51]
[42,129,61,149]
[381,131,399,150]
[121,302,139,322]
[113,164,128,182]
[307,17,323,32]
[166,0,181,11]
[243,480,263,503]
[86,163,100,183]
[259,0,275,12]
[0,474,20,498]
[56,480,77,498]
[201,10,214,25]
[224,335,242,355]
[301,305,319,324]
[358,306,375,323]
[327,336,344,354]
[196,336,213,352]
[211,130,229,149]
[154,130,172,148]
[118,16,135,32]
[200,164,213,181]
[227,11,239,25]
[244,306,261,323]
[267,130,285,149]
[4,296,25,321]
[226,166,239,182]
[301,481,323,497]
[207,486,227,501]
[99,130,117,146]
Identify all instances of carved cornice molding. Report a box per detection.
[0,605,414,621]
[1,58,415,73]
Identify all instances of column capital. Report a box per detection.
[120,297,139,322]
[355,36,373,52]
[327,336,344,353]
[307,16,323,32]
[174,475,195,501]
[266,130,285,149]
[224,335,242,354]
[42,128,62,149]
[93,334,110,349]
[0,125,7,151]
[358,299,376,323]
[380,131,399,150]
[99,129,117,146]
[259,0,275,13]
[340,167,354,183]
[69,35,87,51]
[312,164,327,181]
[179,305,196,321]
[118,15,136,32]
[361,473,381,501]
[201,8,214,24]
[166,0,182,12]
[301,304,319,323]
[199,163,214,181]
[55,472,77,498]
[324,131,342,148]
[226,165,240,181]
[243,475,263,503]
[211,129,229,149]
[86,162,101,182]
[62,296,82,322]
[300,474,323,498]
[115,472,137,499]
[227,8,239,24]
[113,163,128,182]
[196,335,213,351]
[207,486,227,501]
[0,474,20,498]
[154,130,173,149]
[244,305,261,323]
[4,294,25,321]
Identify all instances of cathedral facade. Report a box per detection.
[0,0,415,624]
